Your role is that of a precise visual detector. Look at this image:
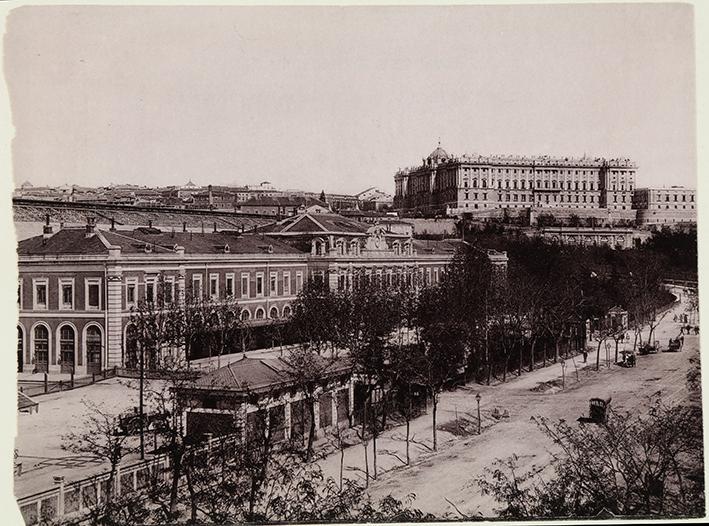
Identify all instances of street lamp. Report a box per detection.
[475,393,482,435]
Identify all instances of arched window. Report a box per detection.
[59,325,75,373]
[269,307,279,319]
[255,308,265,320]
[86,326,102,374]
[393,241,401,256]
[17,326,24,373]
[282,305,292,317]
[241,309,251,321]
[335,239,345,256]
[34,325,49,372]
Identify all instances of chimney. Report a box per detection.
[42,214,53,239]
[110,217,116,231]
[183,221,187,233]
[85,216,96,238]
[148,220,153,229]
[213,222,217,233]
[208,184,214,206]
[240,224,245,234]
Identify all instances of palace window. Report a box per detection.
[296,272,303,293]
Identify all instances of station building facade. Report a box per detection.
[17,213,491,375]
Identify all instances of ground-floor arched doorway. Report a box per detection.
[17,326,23,373]
[86,325,102,374]
[59,325,76,374]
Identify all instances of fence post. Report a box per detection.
[44,373,48,394]
[53,475,65,520]
[71,372,74,389]
[59,380,63,392]
[103,368,106,380]
[92,373,96,384]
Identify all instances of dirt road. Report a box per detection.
[317,291,698,517]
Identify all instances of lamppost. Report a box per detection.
[561,360,566,390]
[475,393,481,435]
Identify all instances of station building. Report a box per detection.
[17,213,493,375]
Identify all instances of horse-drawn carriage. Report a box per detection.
[666,337,683,352]
[578,396,612,424]
[638,341,659,356]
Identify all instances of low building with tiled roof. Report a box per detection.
[177,350,353,440]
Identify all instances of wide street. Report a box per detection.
[317,289,698,517]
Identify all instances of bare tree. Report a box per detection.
[477,399,704,518]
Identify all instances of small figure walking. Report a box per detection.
[695,326,699,335]
[582,350,588,363]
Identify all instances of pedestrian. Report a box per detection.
[694,326,699,335]
[674,314,678,323]
[680,326,684,335]
[582,350,588,363]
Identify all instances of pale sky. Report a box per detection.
[3,3,696,194]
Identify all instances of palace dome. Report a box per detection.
[427,144,450,162]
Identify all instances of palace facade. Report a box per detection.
[394,144,637,216]
[17,213,501,375]
[632,186,697,226]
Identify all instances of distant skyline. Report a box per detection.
[4,4,696,195]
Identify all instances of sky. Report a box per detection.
[3,3,697,195]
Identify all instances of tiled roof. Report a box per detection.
[100,230,305,255]
[17,228,109,255]
[193,353,351,394]
[18,228,307,256]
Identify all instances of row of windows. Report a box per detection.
[18,278,101,311]
[125,270,306,306]
[464,167,635,176]
[463,192,602,204]
[463,179,633,192]
[334,265,443,290]
[20,323,102,369]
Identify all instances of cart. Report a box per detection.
[578,396,612,424]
